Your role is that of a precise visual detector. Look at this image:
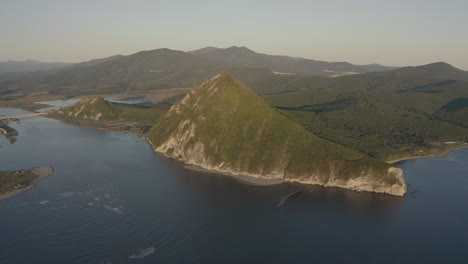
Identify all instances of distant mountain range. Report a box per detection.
[0,60,73,80]
[1,47,467,99]
[0,46,400,96]
[189,46,397,76]
[0,60,71,74]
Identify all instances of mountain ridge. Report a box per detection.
[383,62,468,81]
[5,46,465,99]
[0,60,72,74]
[189,46,397,76]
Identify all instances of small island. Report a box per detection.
[0,166,54,201]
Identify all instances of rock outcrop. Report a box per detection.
[55,96,109,120]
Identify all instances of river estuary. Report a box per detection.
[0,107,467,263]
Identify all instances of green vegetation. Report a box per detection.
[53,96,169,123]
[0,170,37,194]
[149,73,405,195]
[262,65,468,160]
[2,48,467,174]
[49,96,178,135]
[434,98,468,128]
[0,46,395,99]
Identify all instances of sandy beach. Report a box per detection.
[0,166,54,201]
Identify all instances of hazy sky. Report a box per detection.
[1,0,468,69]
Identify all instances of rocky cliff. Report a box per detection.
[148,73,406,196]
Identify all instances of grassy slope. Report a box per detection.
[149,73,397,185]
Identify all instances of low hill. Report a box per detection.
[53,96,170,122]
[50,96,172,134]
[148,73,406,196]
[381,62,468,82]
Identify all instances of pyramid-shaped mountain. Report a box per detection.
[148,73,406,196]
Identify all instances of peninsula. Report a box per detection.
[148,73,407,196]
[48,96,171,135]
[0,166,54,200]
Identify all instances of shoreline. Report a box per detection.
[184,164,286,186]
[0,166,54,201]
[386,144,468,164]
[44,113,148,135]
[155,149,406,196]
[2,105,467,195]
[148,137,286,187]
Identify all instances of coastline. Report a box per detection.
[184,164,286,186]
[45,113,153,137]
[148,140,287,187]
[2,105,466,195]
[0,166,54,201]
[386,144,468,164]
[0,105,141,135]
[154,148,406,196]
[148,129,407,195]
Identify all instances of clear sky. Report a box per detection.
[1,0,467,69]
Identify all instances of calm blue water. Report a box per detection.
[0,107,467,264]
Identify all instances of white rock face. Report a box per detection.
[92,113,102,120]
[156,133,406,196]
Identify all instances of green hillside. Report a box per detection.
[189,46,396,75]
[53,97,167,122]
[263,64,468,160]
[149,73,406,196]
[49,96,175,134]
